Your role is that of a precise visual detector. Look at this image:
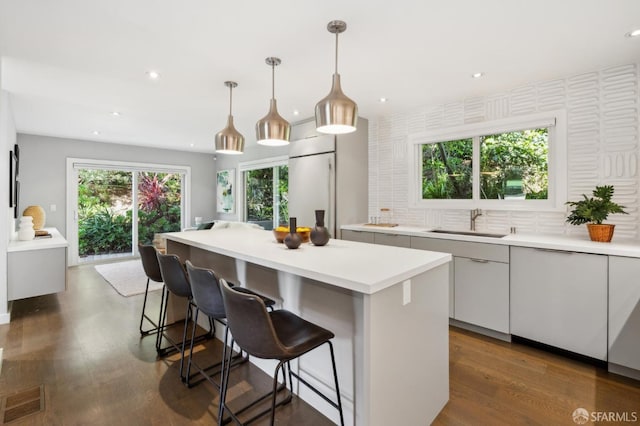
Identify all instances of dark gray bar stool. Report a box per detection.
[138,244,164,336]
[219,278,344,426]
[184,261,276,389]
[156,252,213,382]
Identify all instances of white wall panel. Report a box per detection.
[368,63,640,238]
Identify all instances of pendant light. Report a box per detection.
[215,81,244,155]
[315,20,358,135]
[256,57,291,146]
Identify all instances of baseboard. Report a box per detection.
[608,363,640,381]
[0,302,12,324]
[449,318,511,342]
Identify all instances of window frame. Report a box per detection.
[238,155,289,228]
[408,110,567,211]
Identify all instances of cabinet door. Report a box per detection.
[609,256,640,371]
[454,257,509,333]
[341,229,374,244]
[373,233,411,248]
[8,247,67,300]
[510,247,607,360]
[411,236,455,317]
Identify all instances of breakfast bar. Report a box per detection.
[164,227,452,426]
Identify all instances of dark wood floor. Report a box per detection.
[1,263,639,425]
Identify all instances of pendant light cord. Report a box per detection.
[334,31,339,74]
[271,62,275,100]
[228,85,233,116]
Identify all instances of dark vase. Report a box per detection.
[284,217,302,249]
[310,210,330,246]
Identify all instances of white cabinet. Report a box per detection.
[454,257,509,333]
[608,256,640,377]
[510,247,607,360]
[411,236,509,332]
[7,228,68,301]
[341,229,374,244]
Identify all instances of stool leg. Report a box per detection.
[184,307,200,386]
[218,327,232,426]
[328,341,345,426]
[270,361,287,426]
[155,287,169,352]
[178,300,192,381]
[139,278,151,335]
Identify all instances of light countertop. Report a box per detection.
[163,228,452,295]
[8,228,69,253]
[341,224,640,258]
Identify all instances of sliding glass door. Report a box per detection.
[67,159,190,265]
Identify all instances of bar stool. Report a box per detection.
[138,244,164,336]
[219,278,344,426]
[184,261,276,389]
[156,252,213,381]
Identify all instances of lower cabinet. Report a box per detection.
[608,256,640,374]
[373,233,411,248]
[510,246,608,360]
[411,236,509,332]
[454,257,509,333]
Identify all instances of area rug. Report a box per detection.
[95,259,163,297]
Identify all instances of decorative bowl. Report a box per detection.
[273,226,311,243]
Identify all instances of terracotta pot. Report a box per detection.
[587,223,615,242]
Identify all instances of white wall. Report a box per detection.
[369,63,640,239]
[17,134,217,236]
[0,88,17,323]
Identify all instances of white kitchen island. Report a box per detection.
[164,227,451,426]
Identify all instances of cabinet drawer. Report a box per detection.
[341,229,374,244]
[373,233,411,248]
[410,236,508,262]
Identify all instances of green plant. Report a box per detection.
[565,185,628,225]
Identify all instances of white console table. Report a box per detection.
[7,228,68,301]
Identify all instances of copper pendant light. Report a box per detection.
[256,57,291,146]
[315,20,358,135]
[215,81,244,155]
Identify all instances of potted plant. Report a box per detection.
[566,185,628,242]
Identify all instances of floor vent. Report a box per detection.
[1,385,44,424]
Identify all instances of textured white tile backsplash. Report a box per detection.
[369,63,639,239]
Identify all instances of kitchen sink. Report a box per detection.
[425,229,507,238]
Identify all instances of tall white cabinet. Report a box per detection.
[608,256,640,379]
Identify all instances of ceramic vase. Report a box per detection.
[310,210,330,246]
[23,205,46,230]
[284,217,302,249]
[18,216,35,241]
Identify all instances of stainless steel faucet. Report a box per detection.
[470,208,482,231]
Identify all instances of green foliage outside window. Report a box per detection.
[245,165,288,227]
[78,170,181,257]
[421,128,548,200]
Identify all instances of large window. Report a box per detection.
[239,156,288,230]
[409,111,566,211]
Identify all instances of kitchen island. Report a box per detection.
[163,227,451,426]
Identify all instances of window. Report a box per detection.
[409,111,566,211]
[239,156,288,230]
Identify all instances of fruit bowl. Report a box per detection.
[273,226,311,243]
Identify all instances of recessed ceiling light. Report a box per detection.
[92,130,101,135]
[146,70,160,80]
[110,111,121,117]
[379,97,387,103]
[471,72,484,79]
[293,109,300,116]
[189,143,195,148]
[626,28,640,38]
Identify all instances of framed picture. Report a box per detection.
[9,150,15,207]
[216,169,235,213]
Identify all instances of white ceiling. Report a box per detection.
[1,0,639,153]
